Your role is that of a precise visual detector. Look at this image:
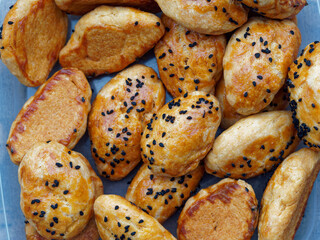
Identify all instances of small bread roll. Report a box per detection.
[126,164,204,223]
[88,65,165,180]
[59,6,165,76]
[177,178,259,240]
[205,111,299,179]
[258,148,320,240]
[155,0,248,35]
[224,17,301,115]
[6,68,91,165]
[0,0,68,87]
[19,142,103,240]
[94,195,176,240]
[141,91,221,177]
[287,41,320,150]
[154,15,226,98]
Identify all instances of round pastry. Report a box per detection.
[154,15,226,98]
[177,178,259,240]
[141,91,221,177]
[155,0,248,35]
[88,64,165,180]
[223,17,301,115]
[19,141,103,240]
[258,148,320,240]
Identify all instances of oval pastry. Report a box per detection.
[154,15,226,98]
[223,17,301,115]
[126,164,204,223]
[177,178,259,240]
[141,91,221,177]
[94,195,176,240]
[6,68,91,165]
[205,111,299,179]
[88,64,165,180]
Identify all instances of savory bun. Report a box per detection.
[205,111,299,179]
[19,141,103,240]
[155,0,248,35]
[141,91,221,177]
[59,6,165,76]
[88,64,165,180]
[126,164,204,223]
[154,15,226,98]
[288,41,320,150]
[6,68,91,165]
[0,0,67,87]
[94,195,176,240]
[258,148,320,240]
[178,178,258,240]
[223,17,301,115]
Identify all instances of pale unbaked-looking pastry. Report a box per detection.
[59,6,165,76]
[258,148,320,240]
[94,195,177,240]
[177,178,259,240]
[0,0,68,87]
[223,17,301,115]
[6,68,91,165]
[154,15,226,98]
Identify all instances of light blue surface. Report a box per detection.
[1,0,320,239]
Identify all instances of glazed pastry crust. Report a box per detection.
[258,148,320,240]
[141,91,221,177]
[177,178,259,240]
[88,64,165,180]
[59,6,165,76]
[6,68,91,165]
[205,111,299,179]
[126,164,204,223]
[94,195,176,240]
[0,0,68,87]
[155,0,248,35]
[154,15,226,98]
[223,17,301,115]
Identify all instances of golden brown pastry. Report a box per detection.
[177,178,259,240]
[141,91,221,177]
[223,17,301,115]
[155,0,248,35]
[0,0,68,87]
[88,64,165,180]
[19,141,103,240]
[126,164,204,223]
[154,15,226,98]
[258,148,320,240]
[6,68,91,165]
[287,41,320,150]
[94,195,177,240]
[205,111,299,179]
[59,6,165,77]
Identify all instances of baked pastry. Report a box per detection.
[88,64,165,180]
[6,68,91,165]
[55,0,160,14]
[205,111,299,179]
[287,41,320,150]
[177,178,258,240]
[19,141,103,240]
[94,195,177,240]
[141,91,221,177]
[155,0,248,35]
[154,15,226,98]
[258,148,320,240]
[126,164,204,223]
[59,6,165,76]
[0,0,68,87]
[223,17,301,115]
